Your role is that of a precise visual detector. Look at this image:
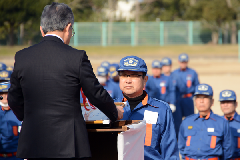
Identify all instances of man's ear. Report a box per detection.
[40,26,45,37]
[143,75,148,87]
[64,23,71,33]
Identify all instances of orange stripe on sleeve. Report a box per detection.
[186,136,191,146]
[238,137,240,149]
[144,123,152,146]
[12,126,18,136]
[210,136,216,148]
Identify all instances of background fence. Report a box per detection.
[69,21,220,46]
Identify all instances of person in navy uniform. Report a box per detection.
[219,90,240,160]
[96,66,121,99]
[178,84,234,160]
[173,53,199,137]
[115,56,179,160]
[0,82,22,160]
[145,60,176,112]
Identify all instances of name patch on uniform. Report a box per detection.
[238,129,240,133]
[143,110,158,124]
[208,128,214,132]
[188,126,193,130]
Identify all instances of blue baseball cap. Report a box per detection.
[6,66,13,71]
[0,82,10,92]
[219,90,236,101]
[194,84,213,96]
[161,57,172,66]
[0,63,7,71]
[178,53,189,62]
[0,70,11,81]
[152,60,162,68]
[100,61,110,69]
[118,56,148,73]
[97,66,109,76]
[109,63,119,78]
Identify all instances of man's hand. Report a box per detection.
[116,105,124,120]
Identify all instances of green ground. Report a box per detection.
[0,45,238,57]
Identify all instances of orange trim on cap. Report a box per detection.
[187,80,192,88]
[142,93,148,106]
[144,123,152,146]
[186,136,191,146]
[12,126,18,136]
[210,136,217,148]
[161,86,166,94]
[238,137,240,149]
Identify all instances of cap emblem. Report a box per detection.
[222,91,232,97]
[198,85,208,91]
[124,58,138,66]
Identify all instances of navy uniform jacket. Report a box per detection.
[145,74,175,104]
[173,67,199,96]
[0,109,22,153]
[178,111,234,160]
[115,92,179,160]
[223,112,240,159]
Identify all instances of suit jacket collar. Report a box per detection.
[41,35,64,44]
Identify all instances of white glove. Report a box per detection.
[169,104,176,113]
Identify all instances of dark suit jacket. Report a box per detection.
[7,36,118,158]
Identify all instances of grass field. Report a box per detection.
[0,44,240,115]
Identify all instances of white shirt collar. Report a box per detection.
[45,34,64,43]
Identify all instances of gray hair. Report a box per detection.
[40,2,74,34]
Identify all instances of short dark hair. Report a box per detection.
[40,2,74,34]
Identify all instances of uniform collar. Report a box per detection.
[194,110,214,121]
[122,91,157,110]
[225,112,240,122]
[179,67,188,72]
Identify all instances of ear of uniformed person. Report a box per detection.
[194,95,214,116]
[220,100,238,117]
[119,71,148,98]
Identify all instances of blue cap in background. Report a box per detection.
[152,60,162,68]
[0,70,12,81]
[100,61,110,69]
[161,57,172,66]
[97,66,109,76]
[178,53,189,62]
[194,84,213,96]
[0,82,10,92]
[219,90,236,101]
[0,63,7,71]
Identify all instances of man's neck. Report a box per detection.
[164,72,171,76]
[224,111,235,118]
[199,110,211,117]
[45,31,64,42]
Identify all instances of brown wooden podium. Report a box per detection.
[86,120,141,160]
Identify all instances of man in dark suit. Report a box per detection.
[7,2,124,159]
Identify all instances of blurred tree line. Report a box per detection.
[0,0,240,45]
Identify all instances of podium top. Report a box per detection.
[86,120,142,132]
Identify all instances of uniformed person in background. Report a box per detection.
[178,84,234,160]
[115,56,179,160]
[0,70,12,83]
[145,60,176,112]
[0,82,23,160]
[100,61,110,70]
[96,66,122,99]
[219,90,240,160]
[173,53,199,137]
[109,63,120,84]
[0,63,7,71]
